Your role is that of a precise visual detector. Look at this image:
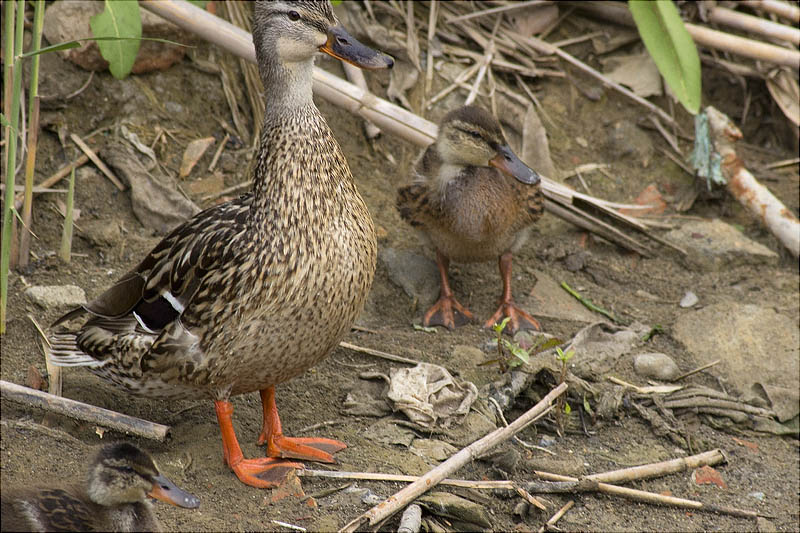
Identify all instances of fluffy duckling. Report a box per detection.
[397,106,544,334]
[48,0,392,489]
[0,442,199,532]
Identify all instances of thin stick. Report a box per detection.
[529,470,758,519]
[28,313,61,396]
[762,157,800,170]
[538,500,574,533]
[69,133,125,191]
[673,359,721,382]
[424,0,438,100]
[338,341,423,366]
[0,380,171,441]
[207,132,229,172]
[338,383,568,532]
[300,468,517,490]
[583,449,725,484]
[58,167,75,262]
[342,63,381,139]
[14,154,89,211]
[446,0,548,24]
[739,0,800,23]
[708,5,799,45]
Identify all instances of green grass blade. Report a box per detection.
[90,0,142,79]
[629,0,701,115]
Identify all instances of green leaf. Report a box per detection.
[493,316,512,334]
[629,0,701,115]
[413,324,437,334]
[564,402,571,415]
[90,0,142,79]
[22,37,188,59]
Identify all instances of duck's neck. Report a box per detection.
[260,57,315,113]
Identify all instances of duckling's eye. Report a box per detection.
[467,130,482,140]
[287,10,301,21]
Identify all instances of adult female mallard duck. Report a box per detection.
[49,1,392,488]
[1,442,199,532]
[397,106,544,334]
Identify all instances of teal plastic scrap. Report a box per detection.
[689,111,725,190]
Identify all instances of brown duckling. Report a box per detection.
[47,0,393,489]
[397,105,544,334]
[1,442,199,532]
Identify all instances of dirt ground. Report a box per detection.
[2,7,799,533]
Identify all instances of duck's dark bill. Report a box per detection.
[148,473,201,509]
[489,145,541,185]
[321,26,393,70]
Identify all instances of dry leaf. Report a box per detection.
[179,137,215,178]
[766,67,800,127]
[603,53,662,98]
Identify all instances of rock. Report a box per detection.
[42,0,193,75]
[25,285,86,309]
[379,248,439,309]
[679,291,699,308]
[81,219,122,248]
[633,352,680,381]
[409,438,458,462]
[665,219,778,271]
[563,251,589,272]
[417,492,492,529]
[674,304,799,418]
[526,270,600,323]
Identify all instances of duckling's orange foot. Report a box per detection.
[423,296,475,329]
[228,457,303,489]
[262,434,346,463]
[484,302,541,334]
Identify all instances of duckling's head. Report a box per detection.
[436,106,540,186]
[86,443,200,509]
[253,1,393,74]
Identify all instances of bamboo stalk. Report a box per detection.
[18,0,44,269]
[538,500,574,533]
[708,5,800,45]
[0,380,171,441]
[1,0,25,336]
[705,106,800,256]
[739,0,800,24]
[338,383,568,532]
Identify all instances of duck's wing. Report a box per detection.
[4,488,95,532]
[396,147,442,228]
[49,195,252,367]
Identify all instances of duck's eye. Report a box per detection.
[120,466,135,474]
[467,130,482,140]
[287,10,301,21]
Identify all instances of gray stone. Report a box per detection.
[81,219,122,248]
[605,120,654,167]
[409,438,458,462]
[633,352,681,381]
[25,285,86,309]
[674,304,799,417]
[417,492,492,528]
[679,291,699,308]
[665,219,778,271]
[526,269,600,323]
[379,248,439,308]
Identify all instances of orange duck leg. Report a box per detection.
[214,400,302,489]
[483,251,541,334]
[257,387,346,462]
[423,251,475,329]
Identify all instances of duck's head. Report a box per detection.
[436,106,540,186]
[253,1,393,71]
[86,443,200,509]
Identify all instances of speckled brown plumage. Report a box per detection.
[48,0,392,488]
[397,106,544,333]
[0,443,198,532]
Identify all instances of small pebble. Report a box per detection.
[748,491,765,501]
[633,352,680,381]
[680,291,699,308]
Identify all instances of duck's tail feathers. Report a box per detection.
[46,332,104,368]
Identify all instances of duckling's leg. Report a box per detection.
[484,251,541,334]
[257,387,346,462]
[214,400,302,488]
[423,251,475,329]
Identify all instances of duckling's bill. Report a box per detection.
[321,26,394,70]
[489,145,541,185]
[148,473,200,509]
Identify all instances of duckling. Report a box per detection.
[47,0,392,489]
[397,106,544,334]
[0,442,199,532]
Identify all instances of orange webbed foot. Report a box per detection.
[260,434,346,463]
[423,295,475,329]
[484,301,541,334]
[227,457,303,489]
